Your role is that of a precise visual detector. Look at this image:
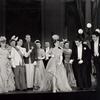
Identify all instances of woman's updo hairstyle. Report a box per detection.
[51,34,60,47]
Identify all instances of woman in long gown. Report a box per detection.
[46,40,72,93]
[0,36,15,93]
[33,40,46,91]
[63,41,76,88]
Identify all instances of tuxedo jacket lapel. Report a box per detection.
[99,37,100,52]
[91,40,94,55]
[74,45,78,60]
[82,44,84,60]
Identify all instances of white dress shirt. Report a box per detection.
[94,38,99,56]
[77,44,82,60]
[45,47,50,60]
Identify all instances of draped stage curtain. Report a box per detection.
[0,0,100,43]
[5,0,42,42]
[92,0,100,28]
[75,0,85,29]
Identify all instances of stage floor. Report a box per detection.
[3,89,95,94]
[0,89,97,100]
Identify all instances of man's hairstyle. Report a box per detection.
[92,31,100,37]
[64,41,69,45]
[25,34,31,37]
[74,36,82,42]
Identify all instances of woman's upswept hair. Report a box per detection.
[52,39,59,48]
[64,41,69,45]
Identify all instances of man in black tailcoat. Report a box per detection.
[91,31,100,91]
[70,37,92,90]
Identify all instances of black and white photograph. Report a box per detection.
[0,0,100,100]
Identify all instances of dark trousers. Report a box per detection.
[14,65,27,90]
[94,57,100,91]
[77,64,91,89]
[86,62,92,88]
[43,59,49,68]
[72,62,91,89]
[72,62,79,87]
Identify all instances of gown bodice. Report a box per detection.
[0,48,9,61]
[37,49,45,58]
[50,48,62,58]
[63,49,72,63]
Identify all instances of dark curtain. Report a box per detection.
[65,1,81,42]
[75,0,85,28]
[92,0,100,29]
[5,0,41,42]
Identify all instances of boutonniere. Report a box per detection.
[84,47,86,50]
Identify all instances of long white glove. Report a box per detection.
[33,61,37,66]
[69,59,74,64]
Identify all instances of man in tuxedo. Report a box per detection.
[91,31,100,91]
[23,34,36,89]
[70,37,91,90]
[43,42,51,68]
